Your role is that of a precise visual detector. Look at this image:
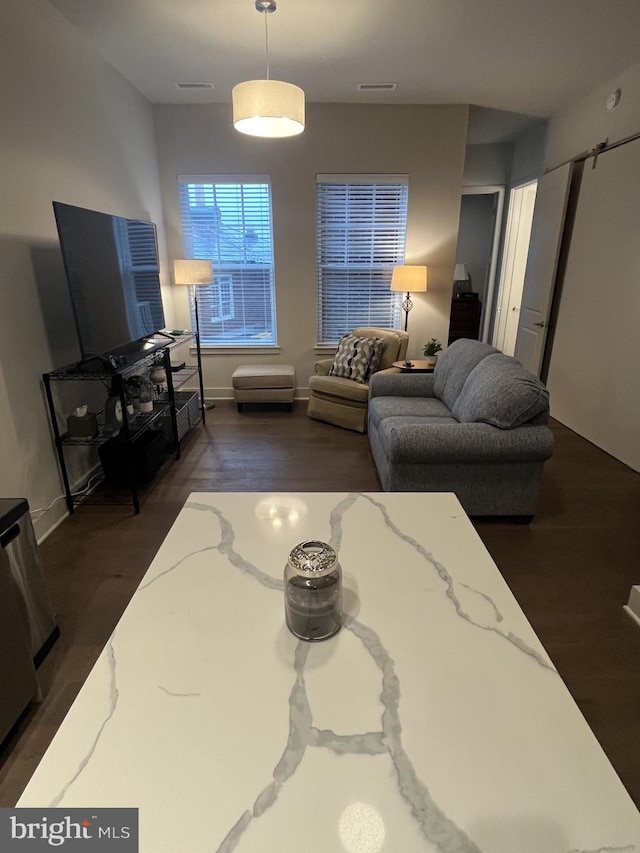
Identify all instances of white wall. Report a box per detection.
[154,103,469,397]
[463,143,513,187]
[546,62,640,169]
[0,0,170,538]
[544,62,640,471]
[510,121,548,187]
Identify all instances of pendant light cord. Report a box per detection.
[263,10,270,80]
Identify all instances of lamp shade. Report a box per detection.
[232,79,305,138]
[390,265,428,293]
[173,259,213,286]
[453,263,470,281]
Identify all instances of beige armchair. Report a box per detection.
[307,326,409,432]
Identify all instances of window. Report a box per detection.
[316,175,409,344]
[208,275,234,322]
[178,177,276,346]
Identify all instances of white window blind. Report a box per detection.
[178,177,276,346]
[316,176,408,344]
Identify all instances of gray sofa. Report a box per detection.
[367,338,555,517]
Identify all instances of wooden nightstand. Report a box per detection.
[448,296,482,344]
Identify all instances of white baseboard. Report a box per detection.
[623,585,640,628]
[36,509,70,545]
[34,463,103,544]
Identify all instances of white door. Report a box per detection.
[514,162,573,375]
[493,181,537,355]
[546,137,640,472]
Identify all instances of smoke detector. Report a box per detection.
[606,88,621,111]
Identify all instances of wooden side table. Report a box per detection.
[392,360,435,373]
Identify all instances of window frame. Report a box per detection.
[315,174,409,346]
[177,175,278,349]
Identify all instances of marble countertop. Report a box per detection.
[18,492,640,852]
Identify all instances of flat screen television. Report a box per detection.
[53,201,167,364]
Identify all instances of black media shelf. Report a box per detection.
[43,332,204,515]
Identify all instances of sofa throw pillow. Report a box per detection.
[329,334,377,383]
[364,337,385,380]
[452,353,550,429]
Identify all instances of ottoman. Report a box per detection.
[232,364,296,412]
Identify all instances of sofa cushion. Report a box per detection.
[452,353,550,428]
[309,372,371,403]
[433,339,498,410]
[329,334,376,383]
[368,396,453,431]
[376,418,554,464]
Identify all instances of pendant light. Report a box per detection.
[232,0,305,138]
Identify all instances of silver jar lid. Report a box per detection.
[288,541,338,578]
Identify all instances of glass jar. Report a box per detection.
[284,541,342,641]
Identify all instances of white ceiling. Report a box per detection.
[46,0,640,136]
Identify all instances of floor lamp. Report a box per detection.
[390,265,428,332]
[173,259,214,412]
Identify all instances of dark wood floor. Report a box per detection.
[2,400,640,810]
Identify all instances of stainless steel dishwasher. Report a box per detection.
[0,499,59,667]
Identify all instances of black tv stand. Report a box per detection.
[74,354,116,374]
[75,338,169,374]
[75,355,128,375]
[42,332,204,514]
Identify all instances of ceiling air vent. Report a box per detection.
[175,82,216,90]
[357,82,398,91]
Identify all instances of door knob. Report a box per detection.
[533,321,545,327]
